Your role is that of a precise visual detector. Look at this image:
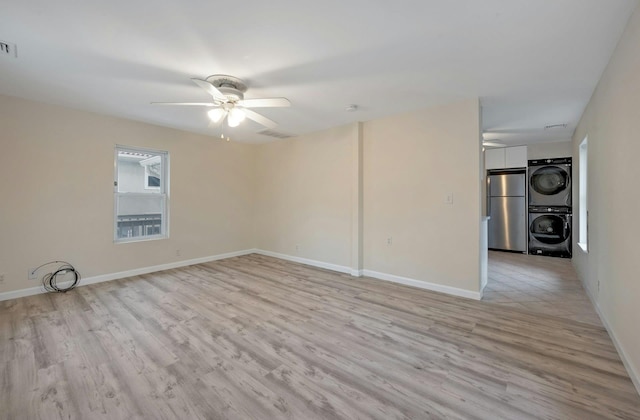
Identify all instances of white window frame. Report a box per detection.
[578,136,588,252]
[114,145,169,243]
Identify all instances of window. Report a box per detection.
[143,155,162,190]
[114,146,169,242]
[578,136,588,251]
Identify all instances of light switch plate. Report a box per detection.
[445,193,454,204]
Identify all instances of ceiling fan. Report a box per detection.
[482,140,505,148]
[482,124,570,146]
[152,74,290,130]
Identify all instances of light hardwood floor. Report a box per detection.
[1,253,639,419]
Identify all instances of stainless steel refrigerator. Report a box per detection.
[487,169,527,252]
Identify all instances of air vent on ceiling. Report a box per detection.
[544,123,567,130]
[0,41,17,58]
[258,129,294,139]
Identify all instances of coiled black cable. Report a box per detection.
[32,261,80,293]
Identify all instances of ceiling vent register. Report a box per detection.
[544,124,567,130]
[257,129,294,139]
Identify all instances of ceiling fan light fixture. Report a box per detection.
[227,108,246,127]
[208,108,226,123]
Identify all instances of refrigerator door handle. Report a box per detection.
[487,177,491,216]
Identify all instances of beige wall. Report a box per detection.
[1,95,483,298]
[254,99,482,294]
[0,95,255,294]
[571,5,640,389]
[527,141,572,160]
[363,99,482,293]
[254,124,360,269]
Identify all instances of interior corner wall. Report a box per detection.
[0,95,255,295]
[363,99,482,293]
[253,123,360,270]
[571,4,640,390]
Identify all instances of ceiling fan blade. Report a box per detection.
[483,128,540,134]
[242,108,278,129]
[191,78,227,102]
[236,97,291,108]
[151,102,216,106]
[482,141,505,147]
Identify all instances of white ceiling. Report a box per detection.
[1,0,637,144]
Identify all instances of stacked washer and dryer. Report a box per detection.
[527,158,572,258]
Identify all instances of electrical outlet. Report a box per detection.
[295,244,300,252]
[445,193,454,205]
[0,273,4,284]
[176,249,181,257]
[387,237,393,246]
[28,268,38,281]
[597,280,600,292]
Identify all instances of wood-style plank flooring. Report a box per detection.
[1,253,639,419]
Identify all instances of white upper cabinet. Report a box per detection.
[505,146,527,168]
[485,148,506,170]
[485,146,527,170]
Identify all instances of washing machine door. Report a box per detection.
[529,214,570,244]
[529,165,571,206]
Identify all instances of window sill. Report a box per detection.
[115,235,168,244]
[577,242,588,253]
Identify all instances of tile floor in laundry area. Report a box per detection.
[484,250,602,326]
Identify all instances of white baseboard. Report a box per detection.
[479,276,488,298]
[2,248,481,305]
[362,269,482,301]
[252,249,480,300]
[0,249,255,302]
[582,283,640,396]
[253,249,359,276]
